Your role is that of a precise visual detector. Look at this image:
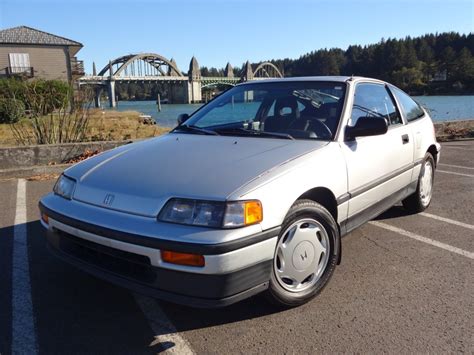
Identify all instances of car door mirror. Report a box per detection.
[177,113,189,126]
[345,116,388,140]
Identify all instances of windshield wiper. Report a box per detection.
[217,127,294,140]
[173,124,219,136]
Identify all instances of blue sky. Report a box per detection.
[0,0,472,74]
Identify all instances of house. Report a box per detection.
[0,26,84,82]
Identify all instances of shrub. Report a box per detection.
[0,98,25,123]
[0,78,71,114]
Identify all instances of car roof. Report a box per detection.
[240,76,387,85]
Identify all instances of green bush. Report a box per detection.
[30,79,70,114]
[0,78,71,115]
[0,98,25,123]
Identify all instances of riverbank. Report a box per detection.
[0,109,170,146]
[0,110,472,147]
[434,120,474,141]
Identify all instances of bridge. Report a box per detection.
[78,53,283,107]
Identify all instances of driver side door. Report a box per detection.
[341,82,414,232]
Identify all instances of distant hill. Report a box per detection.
[206,32,474,95]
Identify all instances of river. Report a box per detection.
[105,95,474,128]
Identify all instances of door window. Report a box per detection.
[350,83,402,126]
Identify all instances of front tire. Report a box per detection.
[402,153,435,213]
[266,199,339,307]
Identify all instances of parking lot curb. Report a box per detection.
[0,164,71,179]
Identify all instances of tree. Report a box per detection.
[452,47,474,89]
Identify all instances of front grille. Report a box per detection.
[55,228,156,283]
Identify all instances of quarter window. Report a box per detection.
[350,83,402,126]
[390,86,425,122]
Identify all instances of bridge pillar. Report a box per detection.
[187,56,202,103]
[94,87,101,108]
[225,62,234,78]
[167,81,189,104]
[242,61,254,101]
[187,81,202,103]
[108,80,116,108]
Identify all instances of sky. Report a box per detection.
[0,0,472,74]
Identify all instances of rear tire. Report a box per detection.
[402,153,435,213]
[266,199,339,307]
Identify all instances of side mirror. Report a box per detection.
[177,113,189,126]
[346,116,388,140]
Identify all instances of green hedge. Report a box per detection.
[0,78,71,117]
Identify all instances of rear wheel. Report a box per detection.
[402,153,435,213]
[267,199,339,307]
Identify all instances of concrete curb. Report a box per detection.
[0,140,132,170]
[0,164,71,179]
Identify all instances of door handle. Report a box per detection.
[402,134,409,144]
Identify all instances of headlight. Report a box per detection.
[158,199,263,228]
[53,174,76,200]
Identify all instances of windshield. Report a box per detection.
[175,81,347,140]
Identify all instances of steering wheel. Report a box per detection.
[288,118,333,139]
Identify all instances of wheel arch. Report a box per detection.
[427,144,438,167]
[296,187,338,222]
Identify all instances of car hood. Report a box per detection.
[66,133,327,217]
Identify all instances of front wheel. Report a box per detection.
[266,199,339,307]
[402,153,435,213]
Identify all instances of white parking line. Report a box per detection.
[439,163,474,170]
[134,294,195,354]
[437,170,474,178]
[369,221,474,260]
[420,212,474,231]
[442,146,474,151]
[12,179,38,354]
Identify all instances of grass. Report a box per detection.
[0,109,170,146]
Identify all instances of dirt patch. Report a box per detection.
[26,173,60,181]
[434,120,474,141]
[48,149,102,165]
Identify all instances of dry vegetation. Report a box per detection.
[434,120,474,141]
[0,109,170,146]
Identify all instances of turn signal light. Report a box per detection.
[244,200,263,225]
[41,213,49,225]
[161,250,205,267]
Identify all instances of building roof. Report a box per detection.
[0,26,82,47]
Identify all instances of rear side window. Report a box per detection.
[391,87,425,122]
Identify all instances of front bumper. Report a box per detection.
[39,201,279,308]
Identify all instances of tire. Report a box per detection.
[402,153,435,213]
[266,199,340,307]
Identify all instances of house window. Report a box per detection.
[9,53,31,73]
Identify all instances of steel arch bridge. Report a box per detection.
[97,53,184,78]
[78,53,284,106]
[252,62,283,78]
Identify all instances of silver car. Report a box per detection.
[39,76,440,307]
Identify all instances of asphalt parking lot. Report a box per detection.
[0,141,473,354]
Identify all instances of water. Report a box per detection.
[413,96,474,122]
[106,96,474,128]
[110,101,203,128]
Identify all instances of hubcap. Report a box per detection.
[274,218,330,293]
[420,160,433,206]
